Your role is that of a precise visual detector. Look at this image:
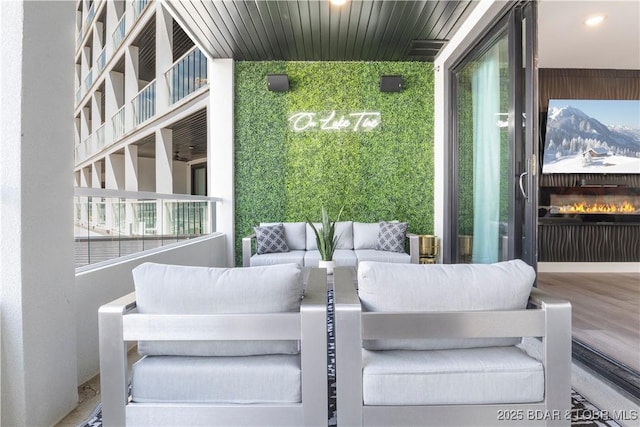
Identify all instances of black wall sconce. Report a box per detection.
[380,75,403,92]
[267,74,289,92]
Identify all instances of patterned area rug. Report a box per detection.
[78,289,620,427]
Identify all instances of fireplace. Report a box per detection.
[538,177,640,262]
[540,184,640,223]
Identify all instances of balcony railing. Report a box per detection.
[96,47,106,74]
[112,105,126,140]
[133,0,151,20]
[166,47,208,105]
[74,187,220,267]
[76,86,82,105]
[112,14,126,51]
[132,79,156,127]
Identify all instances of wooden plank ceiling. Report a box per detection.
[162,0,476,61]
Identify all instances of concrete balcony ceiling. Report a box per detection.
[161,0,477,61]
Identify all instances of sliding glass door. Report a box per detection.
[449,3,537,266]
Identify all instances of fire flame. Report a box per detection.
[558,200,636,214]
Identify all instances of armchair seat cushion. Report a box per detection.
[132,354,301,404]
[303,249,358,267]
[249,250,306,267]
[355,249,410,264]
[362,346,544,406]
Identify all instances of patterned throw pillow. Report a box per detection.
[254,223,290,254]
[376,221,408,253]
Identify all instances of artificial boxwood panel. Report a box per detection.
[235,61,435,265]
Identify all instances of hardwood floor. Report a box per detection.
[537,272,640,373]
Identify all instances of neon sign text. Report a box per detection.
[288,111,381,132]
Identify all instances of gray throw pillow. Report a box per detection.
[376,221,407,253]
[254,223,290,254]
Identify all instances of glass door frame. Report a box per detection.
[443,1,538,267]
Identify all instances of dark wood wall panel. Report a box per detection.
[539,68,640,112]
[539,224,640,262]
[540,174,640,188]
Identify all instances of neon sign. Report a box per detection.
[288,111,381,132]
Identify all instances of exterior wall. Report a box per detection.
[0,1,78,425]
[75,233,227,383]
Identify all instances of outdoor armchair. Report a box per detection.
[99,263,328,427]
[334,261,572,426]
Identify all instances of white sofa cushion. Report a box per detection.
[133,262,304,356]
[362,347,544,405]
[132,354,301,403]
[304,249,358,268]
[261,222,306,250]
[358,260,535,350]
[355,249,410,264]
[305,221,354,250]
[250,250,306,267]
[353,222,379,250]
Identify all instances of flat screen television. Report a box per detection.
[542,99,640,174]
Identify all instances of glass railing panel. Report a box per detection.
[133,0,151,20]
[96,47,106,74]
[166,47,208,105]
[112,14,126,51]
[111,105,126,140]
[76,86,82,104]
[85,2,96,27]
[84,69,93,91]
[132,80,156,127]
[77,30,83,48]
[74,188,219,268]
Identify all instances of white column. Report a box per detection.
[156,128,173,235]
[105,154,125,233]
[92,21,104,68]
[208,59,235,266]
[91,90,102,134]
[81,45,91,85]
[81,104,91,146]
[124,144,139,191]
[0,2,78,425]
[125,145,139,235]
[80,167,92,226]
[91,162,103,228]
[124,45,139,131]
[105,70,124,144]
[155,3,173,115]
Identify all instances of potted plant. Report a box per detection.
[307,206,343,274]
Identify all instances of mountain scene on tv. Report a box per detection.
[542,99,640,174]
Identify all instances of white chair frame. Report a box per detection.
[99,269,329,427]
[333,267,572,427]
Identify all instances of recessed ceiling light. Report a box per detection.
[329,0,347,6]
[585,14,606,27]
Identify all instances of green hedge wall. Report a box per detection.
[235,61,435,265]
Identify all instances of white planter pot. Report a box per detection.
[318,260,336,275]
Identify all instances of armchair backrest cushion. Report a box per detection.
[133,262,304,356]
[358,260,535,351]
[305,221,354,250]
[261,222,306,250]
